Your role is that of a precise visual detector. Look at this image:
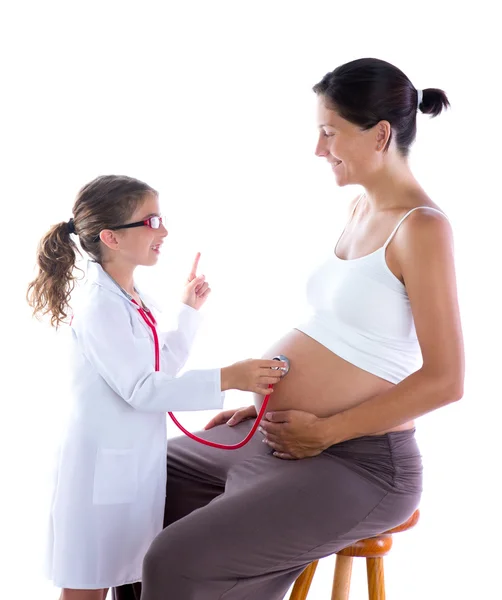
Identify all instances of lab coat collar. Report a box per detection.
[86,260,130,301]
[86,260,162,313]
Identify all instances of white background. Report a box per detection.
[1,1,500,598]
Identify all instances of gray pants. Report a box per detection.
[114,420,422,600]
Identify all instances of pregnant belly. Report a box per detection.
[253,329,414,432]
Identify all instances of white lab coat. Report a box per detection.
[45,261,224,589]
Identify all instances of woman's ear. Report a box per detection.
[375,120,391,151]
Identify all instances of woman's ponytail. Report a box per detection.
[419,88,450,117]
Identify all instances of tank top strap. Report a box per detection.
[383,206,449,249]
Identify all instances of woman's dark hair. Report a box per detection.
[313,58,450,156]
[27,175,157,328]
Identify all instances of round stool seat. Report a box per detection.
[289,509,420,600]
[337,536,393,558]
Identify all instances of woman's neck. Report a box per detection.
[362,158,423,212]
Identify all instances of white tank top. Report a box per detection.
[296,197,448,384]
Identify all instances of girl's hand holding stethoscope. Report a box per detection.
[181,252,210,310]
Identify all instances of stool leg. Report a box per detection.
[331,555,353,600]
[289,561,318,600]
[366,557,386,600]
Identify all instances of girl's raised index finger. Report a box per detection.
[189,252,201,280]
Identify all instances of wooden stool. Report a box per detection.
[289,509,420,600]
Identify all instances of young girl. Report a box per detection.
[27,174,285,600]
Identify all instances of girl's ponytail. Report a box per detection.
[27,221,81,328]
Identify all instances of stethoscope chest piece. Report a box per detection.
[272,354,290,378]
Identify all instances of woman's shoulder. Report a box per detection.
[392,201,454,260]
[400,194,450,233]
[382,191,454,264]
[391,189,451,237]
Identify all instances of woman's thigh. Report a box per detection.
[121,426,422,600]
[148,441,420,582]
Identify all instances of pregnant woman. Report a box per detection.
[113,57,464,600]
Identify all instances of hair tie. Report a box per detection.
[67,218,76,235]
[416,89,423,109]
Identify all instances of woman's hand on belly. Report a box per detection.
[260,409,331,460]
[204,405,257,430]
[203,404,329,461]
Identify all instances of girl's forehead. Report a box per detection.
[132,193,160,217]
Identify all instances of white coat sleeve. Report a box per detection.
[157,302,202,376]
[73,293,225,413]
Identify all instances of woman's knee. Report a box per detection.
[142,531,194,599]
[143,530,179,583]
[143,521,205,583]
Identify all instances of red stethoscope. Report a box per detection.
[132,300,290,450]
